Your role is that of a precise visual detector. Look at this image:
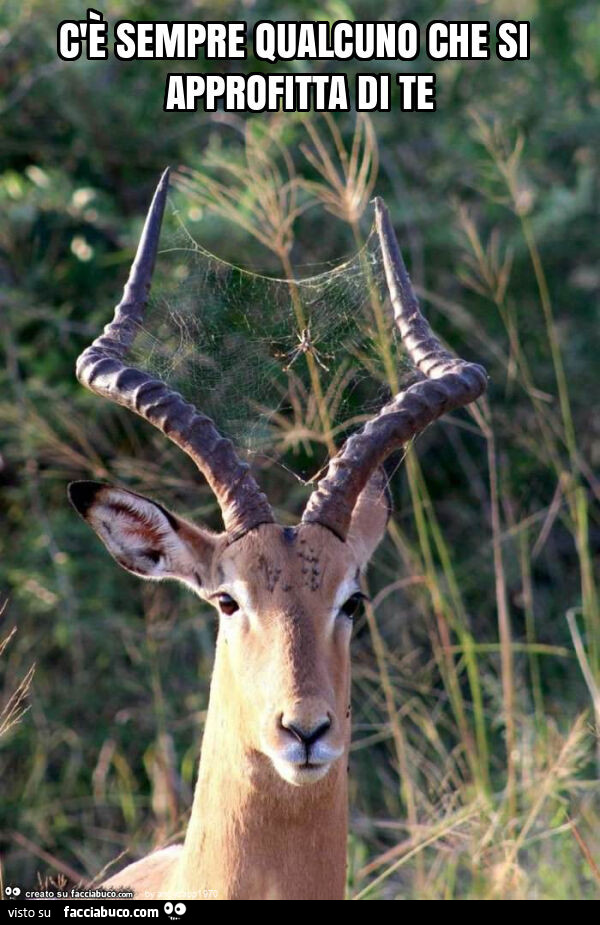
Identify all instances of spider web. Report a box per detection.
[130,212,418,483]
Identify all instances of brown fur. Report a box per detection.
[71,479,389,900]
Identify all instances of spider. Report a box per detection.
[277,327,333,372]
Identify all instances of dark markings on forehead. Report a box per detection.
[282,526,297,545]
[258,554,281,593]
[298,537,321,591]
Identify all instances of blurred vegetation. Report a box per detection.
[1,0,599,900]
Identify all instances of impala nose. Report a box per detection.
[272,712,342,782]
[281,715,332,748]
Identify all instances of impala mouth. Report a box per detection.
[273,758,333,786]
[268,742,344,786]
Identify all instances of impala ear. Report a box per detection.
[67,481,218,592]
[345,469,391,566]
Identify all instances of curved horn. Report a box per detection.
[76,168,274,540]
[302,197,487,540]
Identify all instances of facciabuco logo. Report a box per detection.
[164,903,187,919]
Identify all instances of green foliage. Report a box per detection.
[1,0,599,900]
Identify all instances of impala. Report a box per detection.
[68,169,487,900]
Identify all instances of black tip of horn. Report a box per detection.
[119,168,171,314]
[374,197,407,273]
[374,196,394,242]
[373,196,389,225]
[374,197,402,269]
[374,196,422,323]
[135,167,170,277]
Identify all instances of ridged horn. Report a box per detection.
[302,197,487,540]
[75,168,274,540]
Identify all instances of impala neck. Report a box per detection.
[170,639,349,901]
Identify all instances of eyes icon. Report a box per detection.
[164,902,186,918]
[5,887,21,897]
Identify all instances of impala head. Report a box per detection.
[68,477,389,786]
[69,170,486,788]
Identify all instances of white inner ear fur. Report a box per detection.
[88,489,199,586]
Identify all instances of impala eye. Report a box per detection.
[217,593,239,616]
[340,592,367,619]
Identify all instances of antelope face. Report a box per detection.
[68,478,389,788]
[213,522,372,785]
